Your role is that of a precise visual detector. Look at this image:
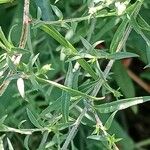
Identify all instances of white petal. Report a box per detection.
[17,78,25,98]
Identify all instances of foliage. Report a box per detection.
[0,0,150,149]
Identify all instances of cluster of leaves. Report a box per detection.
[0,0,150,149]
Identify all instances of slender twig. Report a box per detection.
[0,0,30,96]
[61,107,87,150]
[92,110,119,150]
[104,24,132,77]
[103,0,143,78]
[86,2,143,150]
[38,1,143,150]
[33,12,116,26]
[13,0,30,65]
[19,0,30,48]
[94,112,107,136]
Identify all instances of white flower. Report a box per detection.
[115,2,126,15]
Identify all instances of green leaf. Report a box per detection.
[87,135,107,141]
[37,7,42,20]
[24,135,30,150]
[40,96,62,117]
[66,53,95,62]
[11,47,30,54]
[81,37,92,51]
[55,0,60,3]
[51,5,63,20]
[0,115,7,124]
[0,0,13,4]
[68,51,138,61]
[61,63,73,122]
[61,92,71,122]
[137,15,150,32]
[39,25,76,54]
[30,75,42,91]
[37,131,49,150]
[110,17,128,53]
[6,56,16,72]
[130,16,150,45]
[39,24,98,80]
[104,111,118,130]
[26,108,42,128]
[8,24,17,45]
[95,96,150,113]
[54,122,74,131]
[0,41,7,50]
[0,27,12,49]
[0,135,4,150]
[144,64,150,68]
[145,44,150,68]
[7,138,14,150]
[35,0,55,21]
[37,77,104,101]
[31,53,40,67]
[79,80,99,93]
[109,52,139,60]
[112,61,135,98]
[95,17,120,40]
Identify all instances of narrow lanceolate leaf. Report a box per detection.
[110,17,128,53]
[40,96,62,117]
[7,138,14,150]
[26,108,42,128]
[55,0,60,3]
[24,135,30,150]
[39,25,77,54]
[31,53,40,67]
[113,61,135,98]
[87,135,107,141]
[81,37,92,51]
[0,115,7,124]
[94,17,120,40]
[39,25,98,80]
[137,15,150,32]
[95,96,150,113]
[67,51,138,62]
[35,0,55,21]
[61,92,71,122]
[6,56,16,72]
[17,78,25,98]
[130,16,150,45]
[0,136,4,150]
[37,77,104,101]
[62,63,73,122]
[51,5,63,20]
[0,41,7,50]
[145,44,150,68]
[0,0,13,4]
[0,27,12,49]
[109,52,139,60]
[37,7,42,20]
[104,111,118,130]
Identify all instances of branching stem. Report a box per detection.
[61,107,87,150]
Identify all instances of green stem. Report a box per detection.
[34,12,116,26]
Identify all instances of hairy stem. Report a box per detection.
[0,0,30,96]
[61,107,87,150]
